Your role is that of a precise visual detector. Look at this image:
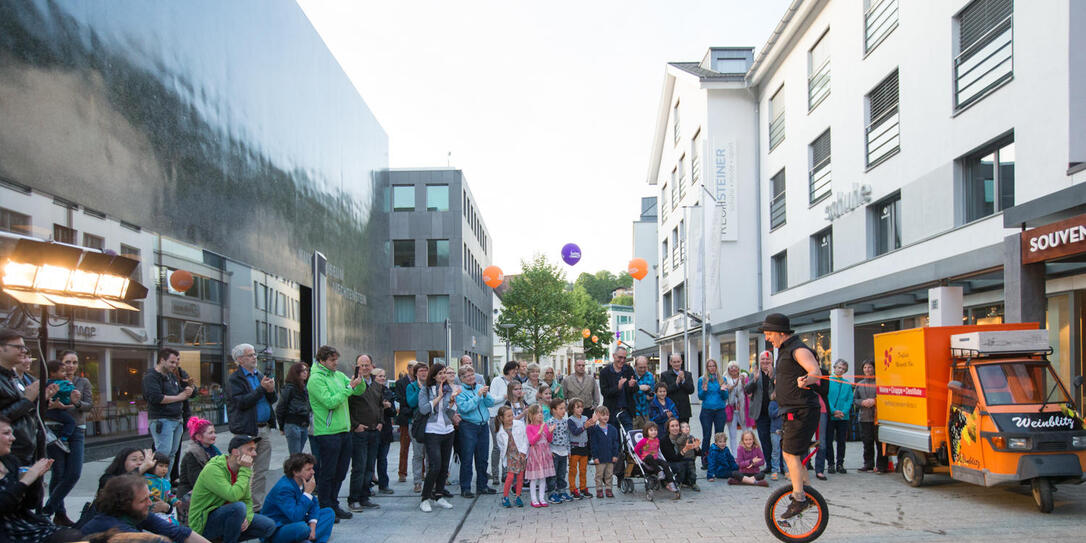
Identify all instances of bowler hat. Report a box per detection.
[757,313,793,334]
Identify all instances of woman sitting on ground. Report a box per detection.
[0,416,84,542]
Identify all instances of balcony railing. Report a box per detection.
[769,114,785,150]
[865,0,898,53]
[808,159,831,204]
[808,59,830,110]
[954,15,1012,109]
[865,106,900,167]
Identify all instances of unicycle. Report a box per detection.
[764,439,829,542]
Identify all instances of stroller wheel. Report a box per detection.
[620,478,633,494]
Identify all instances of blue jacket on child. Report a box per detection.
[707,442,739,479]
[647,397,678,428]
[768,400,782,433]
[588,424,622,464]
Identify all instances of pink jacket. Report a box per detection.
[736,445,766,474]
[527,422,553,445]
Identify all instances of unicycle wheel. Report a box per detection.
[764,484,829,542]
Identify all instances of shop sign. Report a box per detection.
[1022,213,1086,264]
[824,184,872,221]
[713,141,738,242]
[75,325,97,338]
[172,300,201,318]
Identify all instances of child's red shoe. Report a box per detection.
[580,488,591,498]
[605,489,614,498]
[570,488,581,499]
[596,489,604,498]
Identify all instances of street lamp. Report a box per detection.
[1,236,149,459]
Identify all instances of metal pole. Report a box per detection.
[682,206,689,374]
[35,305,49,460]
[702,198,709,372]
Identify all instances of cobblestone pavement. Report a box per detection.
[66,412,1086,542]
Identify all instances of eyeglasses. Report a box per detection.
[1,344,29,353]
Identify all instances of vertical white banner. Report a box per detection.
[713,141,738,242]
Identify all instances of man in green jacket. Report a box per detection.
[188,435,276,543]
[307,345,365,520]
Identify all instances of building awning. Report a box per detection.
[1004,183,1086,229]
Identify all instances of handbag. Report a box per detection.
[725,404,735,423]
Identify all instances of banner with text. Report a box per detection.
[713,140,738,242]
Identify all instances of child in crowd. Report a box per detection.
[706,432,738,482]
[730,430,768,486]
[566,399,596,499]
[546,398,573,504]
[524,405,555,508]
[587,406,620,498]
[633,421,678,496]
[538,386,554,421]
[494,406,528,508]
[145,452,181,524]
[44,360,76,449]
[647,382,678,429]
[768,393,784,480]
[677,422,701,463]
[506,382,526,421]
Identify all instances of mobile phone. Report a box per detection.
[354,365,361,378]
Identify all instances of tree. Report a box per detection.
[571,285,612,359]
[610,294,633,306]
[494,255,578,362]
[574,270,633,304]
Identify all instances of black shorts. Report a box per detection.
[780,406,820,456]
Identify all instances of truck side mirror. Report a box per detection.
[947,380,965,393]
[1073,375,1084,388]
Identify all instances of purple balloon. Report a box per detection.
[561,243,581,266]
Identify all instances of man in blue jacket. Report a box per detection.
[226,343,278,512]
[262,453,335,542]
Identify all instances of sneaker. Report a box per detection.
[580,488,591,499]
[435,497,453,509]
[514,496,524,507]
[858,466,873,473]
[605,489,614,498]
[348,501,365,512]
[479,487,497,495]
[771,472,779,481]
[547,493,562,504]
[596,489,604,498]
[419,500,432,513]
[570,488,581,499]
[560,492,574,502]
[333,507,353,520]
[827,466,836,474]
[461,490,475,498]
[671,491,681,500]
[52,512,74,527]
[837,466,847,474]
[413,483,423,493]
[666,482,678,492]
[501,497,512,508]
[379,488,394,495]
[781,496,811,519]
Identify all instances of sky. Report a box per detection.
[298,0,790,276]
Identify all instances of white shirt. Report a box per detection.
[487,376,509,418]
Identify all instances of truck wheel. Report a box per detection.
[900,451,924,487]
[1031,478,1054,513]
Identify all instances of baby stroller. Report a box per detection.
[615,414,680,501]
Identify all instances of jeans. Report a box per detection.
[546,453,568,494]
[756,414,773,473]
[312,432,351,509]
[411,434,426,485]
[814,412,827,473]
[699,408,727,458]
[770,431,783,473]
[349,430,379,502]
[284,423,309,456]
[268,508,335,543]
[45,427,84,515]
[377,438,391,489]
[150,418,184,472]
[456,420,490,492]
[669,459,696,487]
[200,502,276,543]
[45,409,75,440]
[422,432,454,501]
[825,419,849,468]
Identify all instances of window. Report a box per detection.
[83,233,104,250]
[962,135,1014,222]
[110,300,142,326]
[812,228,833,278]
[661,239,669,277]
[53,224,75,244]
[427,239,449,266]
[768,86,785,150]
[427,295,449,323]
[660,185,669,222]
[808,31,830,110]
[865,0,898,53]
[873,194,902,255]
[670,179,678,210]
[672,101,680,144]
[677,157,686,199]
[426,185,449,211]
[866,70,900,167]
[393,240,416,267]
[671,227,680,269]
[809,129,832,204]
[0,208,31,235]
[394,296,415,323]
[662,290,673,318]
[770,169,786,230]
[691,131,702,186]
[672,283,685,312]
[392,185,415,211]
[771,251,788,293]
[954,0,1013,109]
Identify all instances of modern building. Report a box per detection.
[631,196,660,362]
[0,0,390,444]
[646,0,1086,402]
[387,169,493,379]
[606,303,636,360]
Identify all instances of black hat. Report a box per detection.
[757,313,793,334]
[227,434,261,453]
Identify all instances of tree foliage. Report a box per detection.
[494,256,578,362]
[574,270,634,305]
[572,285,612,359]
[610,294,633,306]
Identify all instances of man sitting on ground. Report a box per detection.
[187,435,276,543]
[262,453,336,542]
[82,474,210,543]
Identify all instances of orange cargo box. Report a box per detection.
[872,323,1037,452]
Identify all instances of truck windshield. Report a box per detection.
[975,362,1071,406]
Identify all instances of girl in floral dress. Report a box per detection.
[523,404,555,508]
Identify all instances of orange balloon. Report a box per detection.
[169,269,194,292]
[582,328,591,338]
[483,265,504,288]
[591,335,599,344]
[627,257,648,281]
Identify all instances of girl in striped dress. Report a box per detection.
[523,404,555,507]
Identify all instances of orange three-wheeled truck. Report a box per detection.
[872,323,1085,513]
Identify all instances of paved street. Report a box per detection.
[60,406,1086,543]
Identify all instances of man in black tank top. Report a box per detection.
[759,313,821,519]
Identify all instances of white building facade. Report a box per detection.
[647,0,1086,398]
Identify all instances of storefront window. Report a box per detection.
[1046,294,1072,394]
[798,329,833,369]
[965,303,1004,325]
